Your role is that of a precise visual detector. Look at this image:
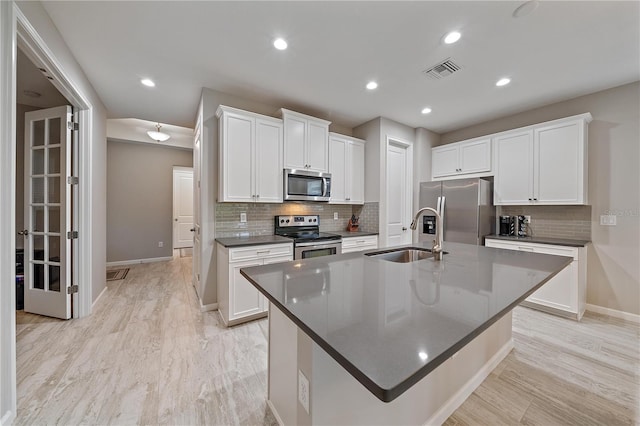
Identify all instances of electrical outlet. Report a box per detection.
[523,215,531,224]
[333,212,339,220]
[600,215,617,226]
[158,241,164,247]
[240,212,247,223]
[298,370,310,414]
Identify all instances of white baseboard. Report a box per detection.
[266,400,284,426]
[200,302,218,312]
[1,410,15,426]
[425,339,515,426]
[106,256,173,267]
[91,286,108,310]
[586,304,640,324]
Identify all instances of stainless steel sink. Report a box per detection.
[365,247,437,263]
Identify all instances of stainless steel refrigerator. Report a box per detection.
[418,178,495,246]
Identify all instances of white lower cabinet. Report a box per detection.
[217,242,293,326]
[341,235,378,254]
[485,239,587,320]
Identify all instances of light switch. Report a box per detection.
[600,215,616,226]
[334,212,339,220]
[240,212,247,223]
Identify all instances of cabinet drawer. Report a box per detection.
[485,240,578,260]
[229,243,293,262]
[342,235,378,249]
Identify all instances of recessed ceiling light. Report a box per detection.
[496,78,511,87]
[444,31,461,44]
[366,81,378,90]
[273,38,288,50]
[421,107,432,114]
[141,78,155,87]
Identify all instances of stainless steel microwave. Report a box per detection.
[284,168,331,202]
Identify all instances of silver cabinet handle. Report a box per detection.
[18,229,29,236]
[402,227,407,231]
[257,250,270,255]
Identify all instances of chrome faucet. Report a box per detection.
[409,207,443,260]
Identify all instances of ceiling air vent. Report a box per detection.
[423,58,461,80]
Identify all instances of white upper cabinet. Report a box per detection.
[432,138,491,179]
[281,109,331,172]
[217,105,283,203]
[494,113,592,205]
[329,133,365,204]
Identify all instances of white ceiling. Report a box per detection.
[41,1,639,133]
[17,48,68,108]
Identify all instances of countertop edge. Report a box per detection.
[240,253,573,402]
[485,235,590,247]
[215,236,292,248]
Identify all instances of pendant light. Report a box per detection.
[147,123,170,142]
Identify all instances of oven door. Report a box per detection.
[295,241,342,259]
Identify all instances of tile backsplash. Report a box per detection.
[352,202,379,233]
[215,203,354,237]
[499,205,591,240]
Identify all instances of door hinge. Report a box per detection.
[67,176,79,185]
[67,121,79,131]
[67,231,79,239]
[67,285,79,294]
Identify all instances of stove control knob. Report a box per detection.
[286,219,290,223]
[313,219,317,222]
[280,219,284,223]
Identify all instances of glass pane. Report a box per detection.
[32,235,45,260]
[32,149,45,175]
[33,263,45,290]
[33,120,45,147]
[48,176,60,203]
[32,177,44,203]
[48,147,60,173]
[49,236,60,263]
[49,265,60,292]
[48,206,60,233]
[48,118,61,145]
[33,206,45,232]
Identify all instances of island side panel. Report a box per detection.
[268,304,299,425]
[310,313,514,425]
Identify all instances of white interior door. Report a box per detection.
[386,141,412,247]
[23,105,72,319]
[173,167,194,249]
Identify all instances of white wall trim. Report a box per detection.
[424,339,515,426]
[106,256,173,267]
[586,304,640,324]
[200,302,218,313]
[0,2,17,423]
[15,6,94,319]
[91,286,108,311]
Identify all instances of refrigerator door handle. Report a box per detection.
[440,196,446,223]
[436,196,442,215]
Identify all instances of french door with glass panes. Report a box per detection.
[22,105,73,319]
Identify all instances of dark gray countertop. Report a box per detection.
[241,241,571,402]
[215,235,292,248]
[330,231,379,238]
[485,234,590,247]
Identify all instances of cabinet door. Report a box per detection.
[460,139,491,174]
[307,120,329,172]
[329,137,347,203]
[255,119,283,203]
[221,113,254,202]
[535,121,585,204]
[494,131,533,205]
[262,255,293,312]
[230,259,263,320]
[349,141,365,204]
[527,261,577,312]
[284,116,306,169]
[432,145,459,178]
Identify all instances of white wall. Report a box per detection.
[440,82,640,316]
[413,127,440,242]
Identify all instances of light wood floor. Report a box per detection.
[15,255,639,425]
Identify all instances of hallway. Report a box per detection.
[15,255,276,425]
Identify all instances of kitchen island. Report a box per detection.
[241,241,571,425]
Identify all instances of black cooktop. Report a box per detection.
[275,230,341,243]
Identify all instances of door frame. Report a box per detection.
[1,3,96,424]
[381,136,413,247]
[172,166,194,250]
